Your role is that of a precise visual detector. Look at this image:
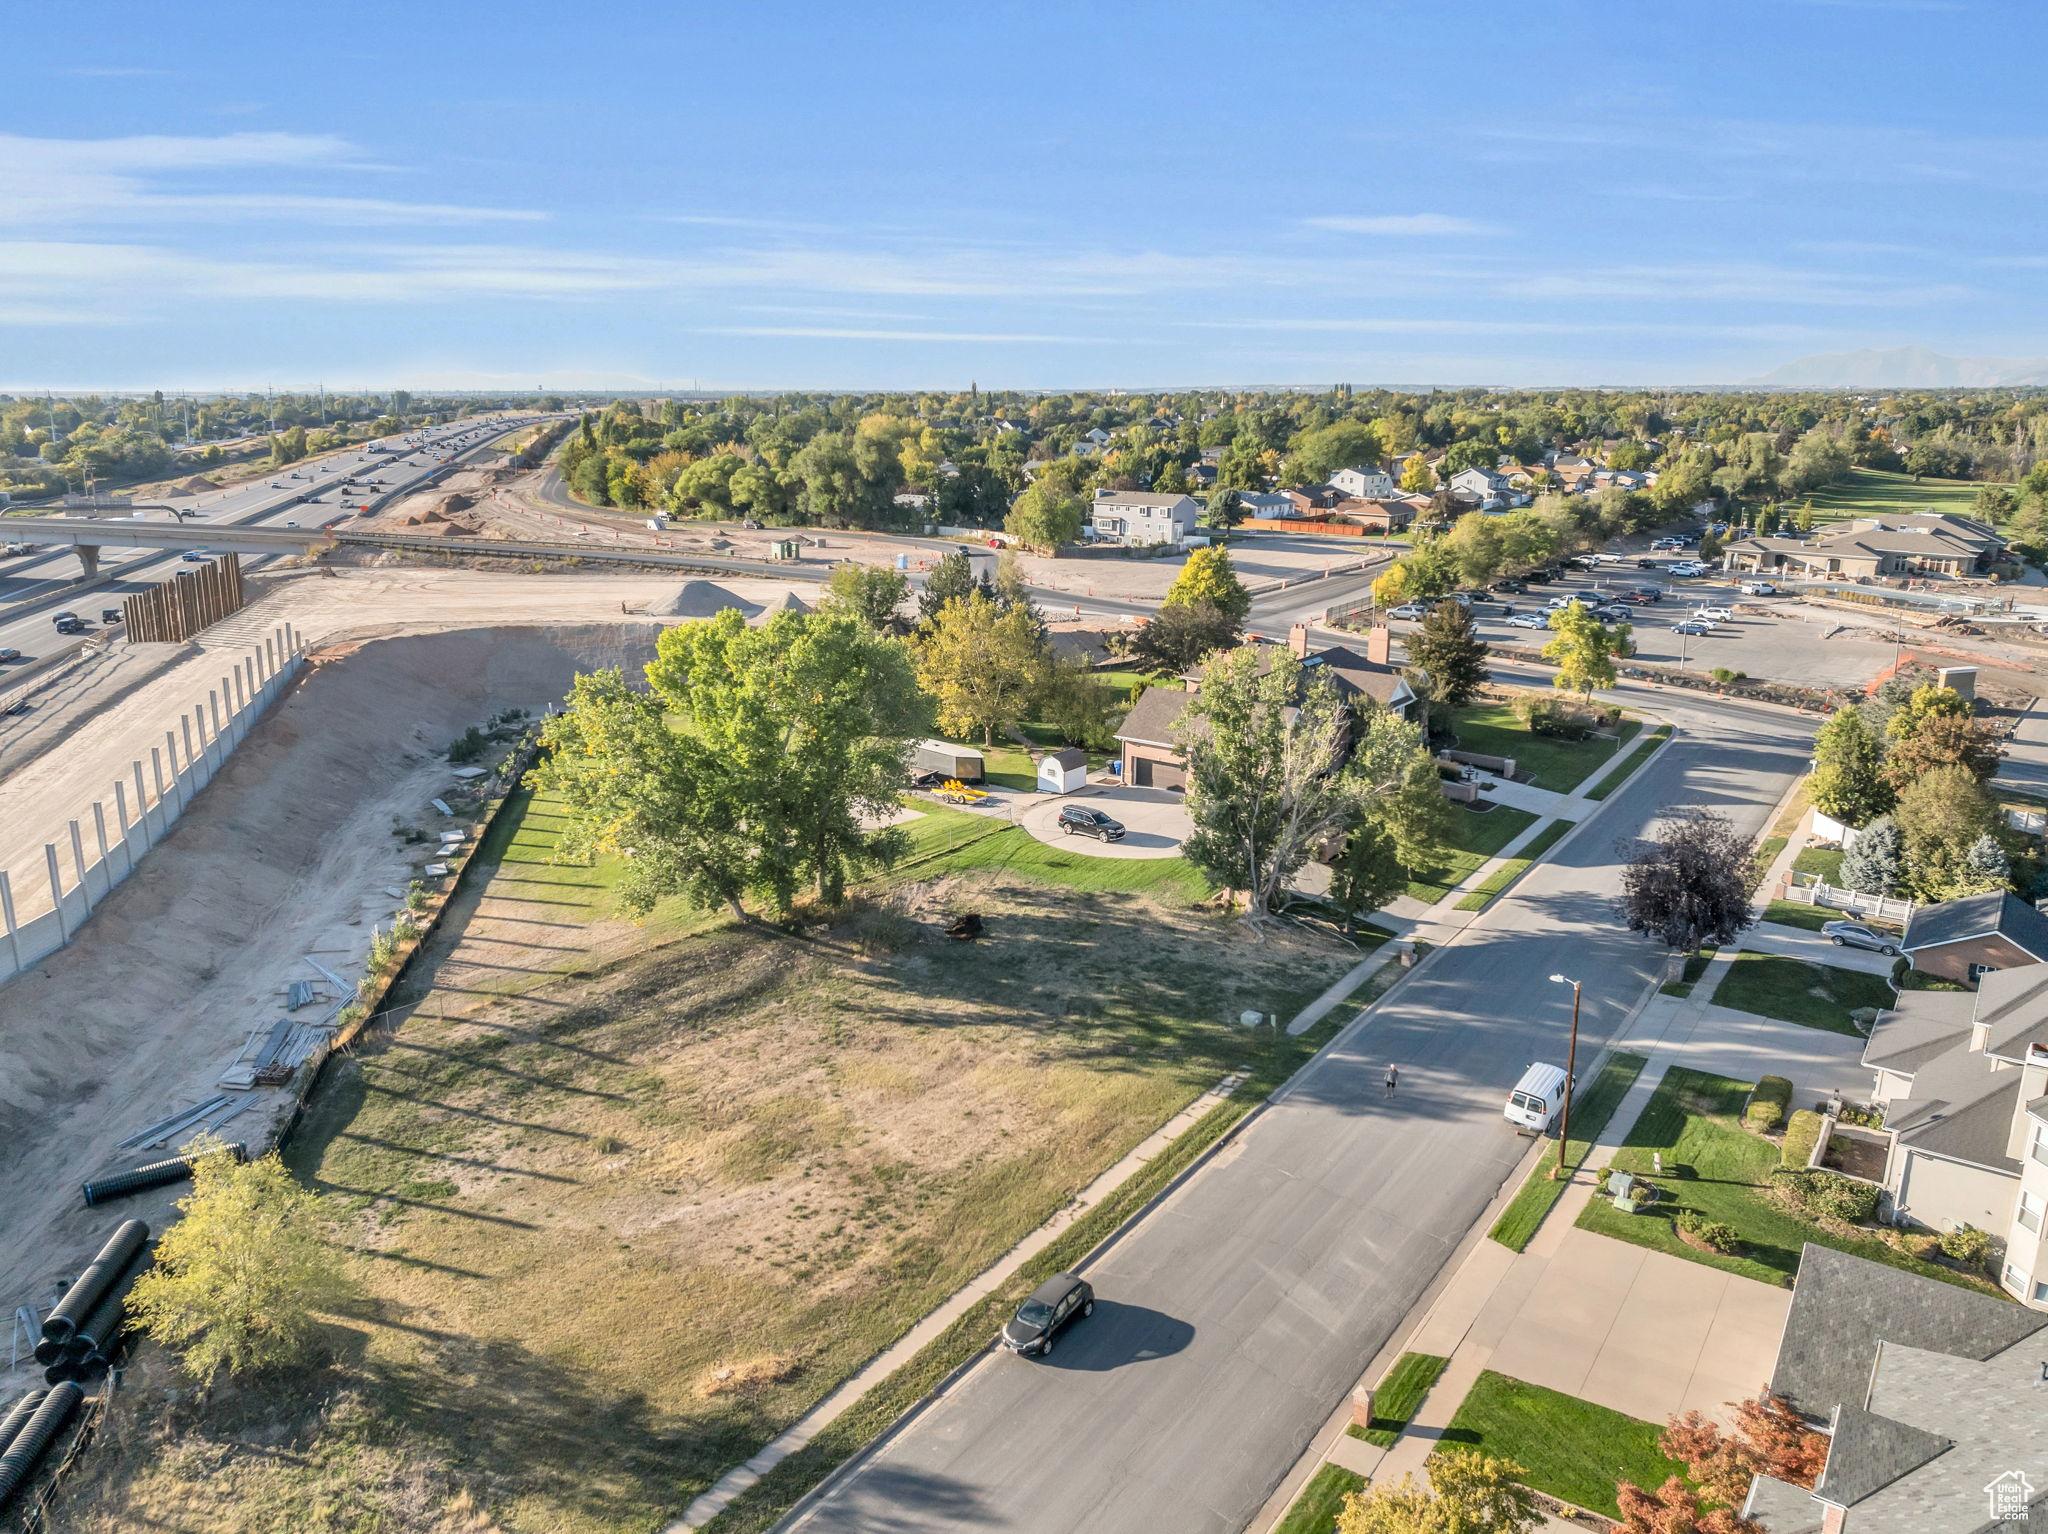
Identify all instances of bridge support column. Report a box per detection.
[76,544,100,580]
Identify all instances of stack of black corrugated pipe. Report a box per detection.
[0,1384,84,1512]
[32,1220,154,1387]
[81,1142,246,1208]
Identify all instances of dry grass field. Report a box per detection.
[50,792,1359,1534]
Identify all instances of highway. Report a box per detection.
[789,681,1817,1534]
[0,416,544,676]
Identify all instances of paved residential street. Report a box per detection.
[791,686,1817,1534]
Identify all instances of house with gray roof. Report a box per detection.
[1112,625,1413,791]
[1901,889,2048,986]
[1743,1245,2048,1532]
[1088,490,1199,547]
[1724,513,2006,582]
[1861,959,2048,1310]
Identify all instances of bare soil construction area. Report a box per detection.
[44,787,1358,1534]
[0,624,662,1399]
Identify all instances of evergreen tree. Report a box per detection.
[1964,832,2011,890]
[1839,817,1902,895]
[1404,599,1490,710]
[918,547,978,626]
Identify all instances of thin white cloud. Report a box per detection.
[703,326,1109,343]
[1183,318,1824,341]
[0,132,544,227]
[1301,214,1500,237]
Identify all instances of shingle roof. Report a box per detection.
[1743,1473,1827,1533]
[1902,891,2048,962]
[1112,685,1192,748]
[1768,1245,2048,1422]
[1813,1405,1952,1509]
[1861,991,1974,1077]
[1972,962,2048,1059]
[1045,747,1087,770]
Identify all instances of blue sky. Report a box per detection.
[5,0,2045,392]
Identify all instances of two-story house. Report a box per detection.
[1088,490,1199,547]
[1860,949,2048,1309]
[1329,465,1395,500]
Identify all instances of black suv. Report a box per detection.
[1001,1272,1093,1357]
[1059,806,1126,842]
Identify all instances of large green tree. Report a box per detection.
[1405,599,1490,709]
[1004,482,1085,552]
[538,609,931,915]
[1285,419,1383,483]
[1130,597,1240,675]
[919,546,986,626]
[1162,544,1253,623]
[1541,604,1623,695]
[821,562,910,631]
[1178,648,1433,922]
[1808,708,1891,827]
[916,589,1049,747]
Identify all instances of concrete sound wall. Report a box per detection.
[0,622,305,986]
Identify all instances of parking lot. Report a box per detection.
[1386,561,1903,694]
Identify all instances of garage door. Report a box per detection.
[1134,757,1186,790]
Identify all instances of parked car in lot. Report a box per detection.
[1490,579,1527,594]
[1593,604,1635,620]
[1822,920,1899,957]
[1545,594,1585,609]
[1691,606,1735,622]
[1632,586,1664,600]
[1001,1272,1094,1357]
[1505,611,1549,629]
[1058,806,1126,842]
[1739,581,1780,596]
[1670,618,1713,635]
[1387,603,1427,620]
[1668,561,1707,576]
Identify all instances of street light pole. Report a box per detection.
[1548,974,1582,1181]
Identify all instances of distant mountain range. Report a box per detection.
[1751,347,2048,388]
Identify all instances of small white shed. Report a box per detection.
[1037,748,1088,794]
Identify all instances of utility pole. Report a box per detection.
[1548,975,1582,1181]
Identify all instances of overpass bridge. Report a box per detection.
[5,516,336,577]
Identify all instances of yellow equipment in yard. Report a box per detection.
[937,779,989,806]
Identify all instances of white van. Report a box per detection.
[1504,1063,1572,1133]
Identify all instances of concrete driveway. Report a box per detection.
[1743,920,1899,974]
[1015,783,1192,859]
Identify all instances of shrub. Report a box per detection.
[1835,1101,1883,1128]
[1674,1210,1742,1252]
[1514,694,1598,741]
[1938,1224,1992,1268]
[1780,1109,1824,1168]
[1746,1075,1793,1134]
[1774,1167,1881,1223]
[447,725,488,764]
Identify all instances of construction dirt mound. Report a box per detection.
[173,475,218,493]
[649,580,759,619]
[768,590,811,613]
[0,622,660,1320]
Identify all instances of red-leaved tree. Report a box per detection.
[1659,1392,1828,1506]
[1615,1477,1763,1534]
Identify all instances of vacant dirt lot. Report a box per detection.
[46,790,1356,1534]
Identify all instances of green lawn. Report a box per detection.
[1803,466,2001,525]
[1489,1052,1649,1251]
[1575,1067,1981,1291]
[1438,1371,1691,1520]
[1792,847,1844,883]
[1761,899,1832,932]
[1709,952,1893,1036]
[1273,1464,1366,1534]
[1350,1352,1451,1448]
[1450,703,1642,793]
[1583,725,1670,802]
[895,803,1215,902]
[1453,819,1574,911]
[1403,802,1538,903]
[1659,947,1718,999]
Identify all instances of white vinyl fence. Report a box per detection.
[1778,874,1916,929]
[0,622,305,986]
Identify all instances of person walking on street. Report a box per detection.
[1384,1064,1399,1096]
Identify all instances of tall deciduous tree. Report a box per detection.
[1617,809,1756,952]
[821,562,910,630]
[916,589,1049,747]
[1661,1394,1828,1508]
[1542,604,1623,696]
[1179,649,1432,922]
[1895,764,2001,899]
[1614,1477,1762,1534]
[1808,708,1891,826]
[1004,481,1085,552]
[1406,599,1490,710]
[129,1138,354,1383]
[1330,819,1405,930]
[1286,419,1383,484]
[1162,544,1253,623]
[1881,684,1998,787]
[1039,652,1118,750]
[1129,597,1240,675]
